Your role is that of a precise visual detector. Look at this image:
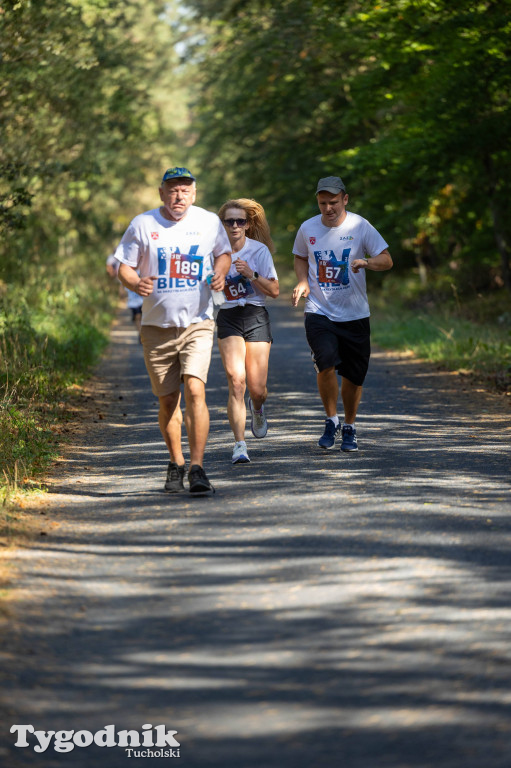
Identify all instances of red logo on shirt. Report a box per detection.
[309,237,316,245]
[151,232,159,240]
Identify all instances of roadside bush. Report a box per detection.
[0,264,116,497]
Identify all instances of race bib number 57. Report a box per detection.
[169,252,203,280]
[318,259,347,284]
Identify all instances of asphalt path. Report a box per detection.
[1,298,511,768]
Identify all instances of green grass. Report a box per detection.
[370,277,511,393]
[0,261,118,503]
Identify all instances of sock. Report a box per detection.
[343,422,355,428]
[328,415,340,427]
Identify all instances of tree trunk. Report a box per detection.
[488,197,511,292]
[484,154,511,292]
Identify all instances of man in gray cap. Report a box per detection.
[115,167,231,495]
[291,175,392,452]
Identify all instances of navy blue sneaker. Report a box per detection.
[318,418,341,449]
[341,425,358,452]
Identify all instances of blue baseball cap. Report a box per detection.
[161,167,196,183]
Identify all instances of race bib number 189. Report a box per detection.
[169,252,203,280]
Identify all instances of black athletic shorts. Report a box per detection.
[304,312,370,386]
[216,304,273,343]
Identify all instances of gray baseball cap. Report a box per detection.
[316,176,346,194]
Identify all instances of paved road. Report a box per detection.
[1,299,511,768]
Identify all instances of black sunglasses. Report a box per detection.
[223,218,247,227]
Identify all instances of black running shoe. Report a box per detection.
[188,464,215,496]
[164,461,185,493]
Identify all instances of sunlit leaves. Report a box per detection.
[0,0,180,279]
[184,0,510,288]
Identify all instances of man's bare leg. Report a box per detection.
[158,390,184,466]
[341,377,363,424]
[317,366,339,418]
[183,375,209,467]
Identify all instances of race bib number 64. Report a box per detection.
[169,252,203,280]
[224,275,255,301]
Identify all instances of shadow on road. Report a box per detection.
[1,299,510,768]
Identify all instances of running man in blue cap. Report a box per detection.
[114,167,231,495]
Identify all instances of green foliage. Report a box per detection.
[0,0,181,283]
[183,0,511,291]
[371,276,511,392]
[0,257,116,490]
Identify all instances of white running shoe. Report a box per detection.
[248,398,268,439]
[232,441,250,464]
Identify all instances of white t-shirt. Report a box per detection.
[114,206,231,328]
[292,211,388,322]
[126,287,143,310]
[106,253,143,309]
[221,237,278,309]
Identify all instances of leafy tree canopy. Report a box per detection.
[0,0,182,283]
[183,0,511,291]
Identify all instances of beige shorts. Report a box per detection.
[140,320,215,397]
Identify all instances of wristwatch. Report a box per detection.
[252,271,259,280]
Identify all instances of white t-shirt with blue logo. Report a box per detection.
[114,206,231,328]
[221,237,278,309]
[292,211,388,322]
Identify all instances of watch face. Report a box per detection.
[253,271,259,279]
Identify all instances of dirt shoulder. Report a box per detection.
[0,317,127,593]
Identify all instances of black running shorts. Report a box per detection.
[216,304,273,343]
[304,312,370,386]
